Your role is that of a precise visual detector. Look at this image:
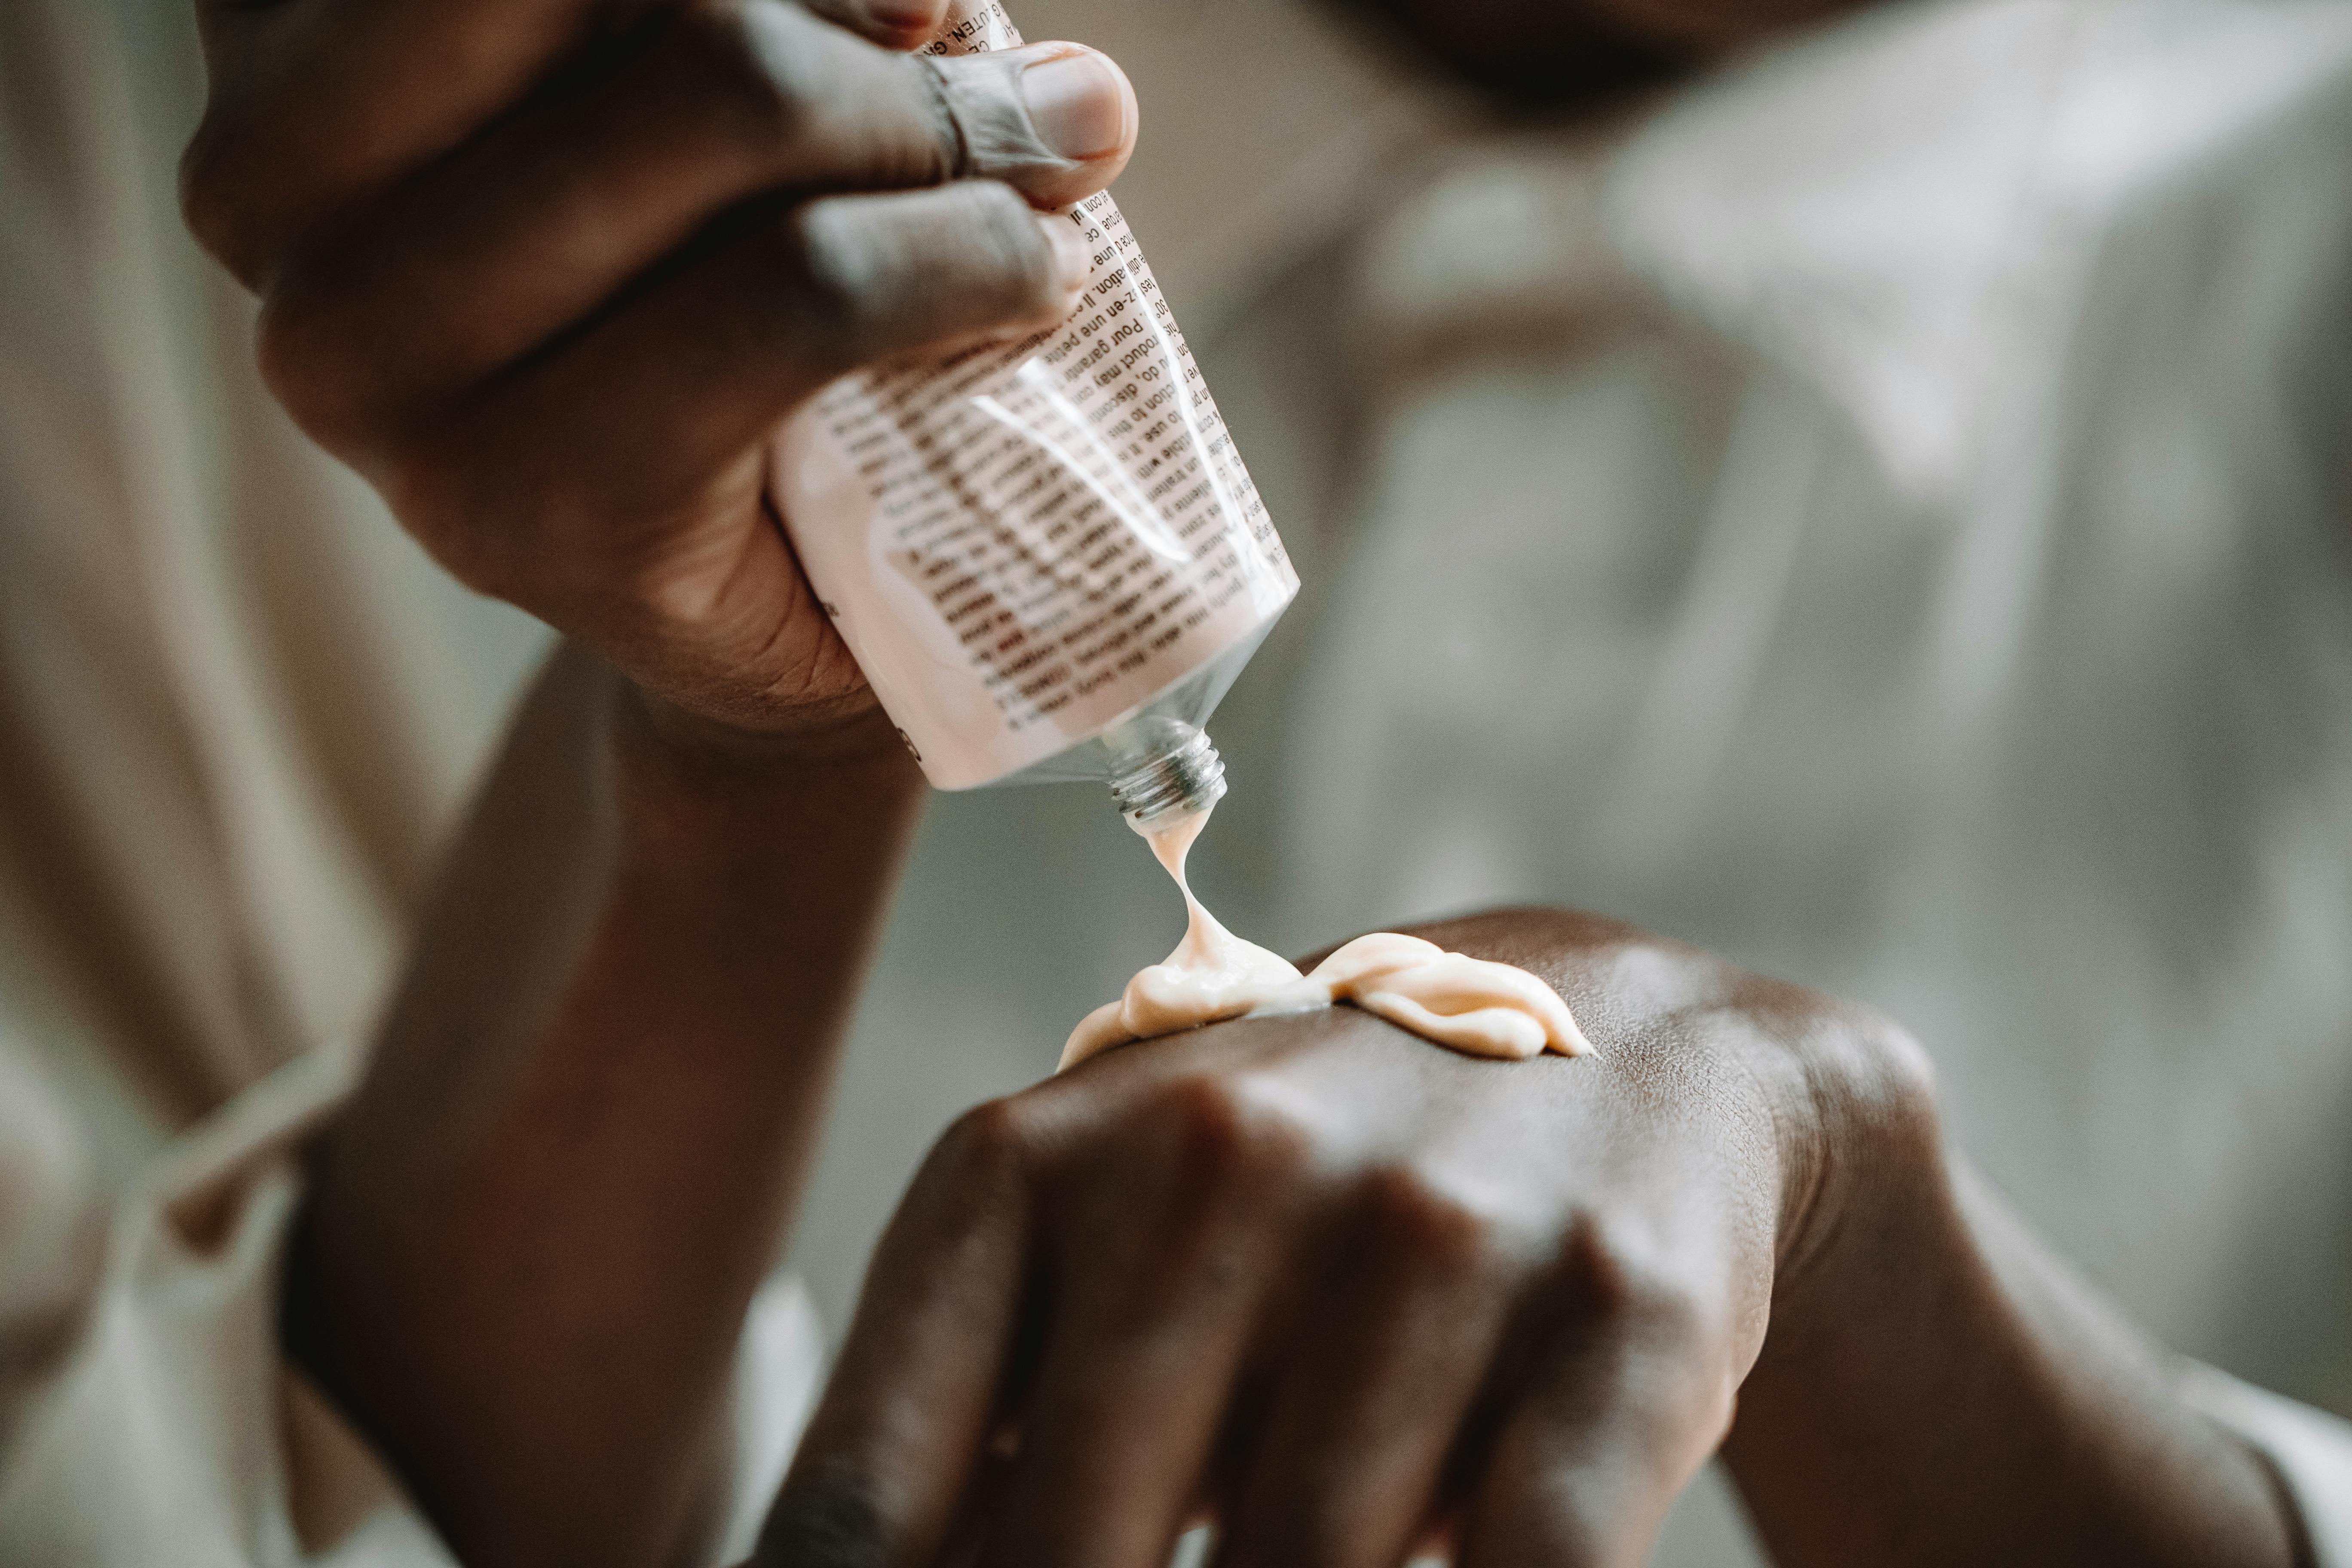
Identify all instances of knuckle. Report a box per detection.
[1545,1218,1740,1442]
[178,111,267,285]
[931,1096,1038,1188]
[1141,1071,1319,1191]
[953,178,1063,309]
[1357,1163,1516,1282]
[781,182,1060,371]
[1840,1005,1942,1130]
[370,416,606,622]
[252,280,371,449]
[428,512,533,611]
[779,200,872,352]
[176,122,236,264]
[671,0,823,147]
[373,441,523,605]
[1784,1000,1945,1198]
[672,0,955,192]
[1556,1215,1702,1341]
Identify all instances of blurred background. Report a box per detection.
[3,0,2350,1561]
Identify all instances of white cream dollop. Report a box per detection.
[1060,807,1590,1071]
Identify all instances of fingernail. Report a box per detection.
[1021,51,1127,162]
[861,0,941,37]
[1036,211,1091,293]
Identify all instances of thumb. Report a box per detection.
[925,42,1140,211]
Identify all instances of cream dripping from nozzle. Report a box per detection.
[1060,793,1592,1072]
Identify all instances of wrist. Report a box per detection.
[605,652,914,782]
[620,671,907,769]
[1754,1004,1954,1351]
[577,648,924,861]
[1716,1005,1963,1538]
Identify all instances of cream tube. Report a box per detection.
[769,0,1297,811]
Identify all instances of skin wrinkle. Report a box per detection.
[912,53,973,181]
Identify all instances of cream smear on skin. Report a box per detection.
[1061,808,1592,1071]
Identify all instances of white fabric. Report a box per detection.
[0,1044,433,1566]
[1271,0,2352,1556]
[2185,1364,2352,1565]
[0,1041,823,1565]
[0,0,550,1166]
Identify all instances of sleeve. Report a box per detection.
[2182,1361,2352,1566]
[0,1046,823,1568]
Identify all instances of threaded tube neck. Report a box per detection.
[1108,729,1226,830]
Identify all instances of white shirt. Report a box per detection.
[1266,0,2352,1556]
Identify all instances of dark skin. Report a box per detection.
[178,0,2310,1564]
[771,908,1806,1568]
[184,1,1141,1561]
[182,0,1138,735]
[765,913,2301,1568]
[282,648,931,1568]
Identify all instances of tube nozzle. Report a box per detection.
[1108,729,1226,830]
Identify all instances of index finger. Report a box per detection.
[756,1097,1036,1566]
[183,0,952,286]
